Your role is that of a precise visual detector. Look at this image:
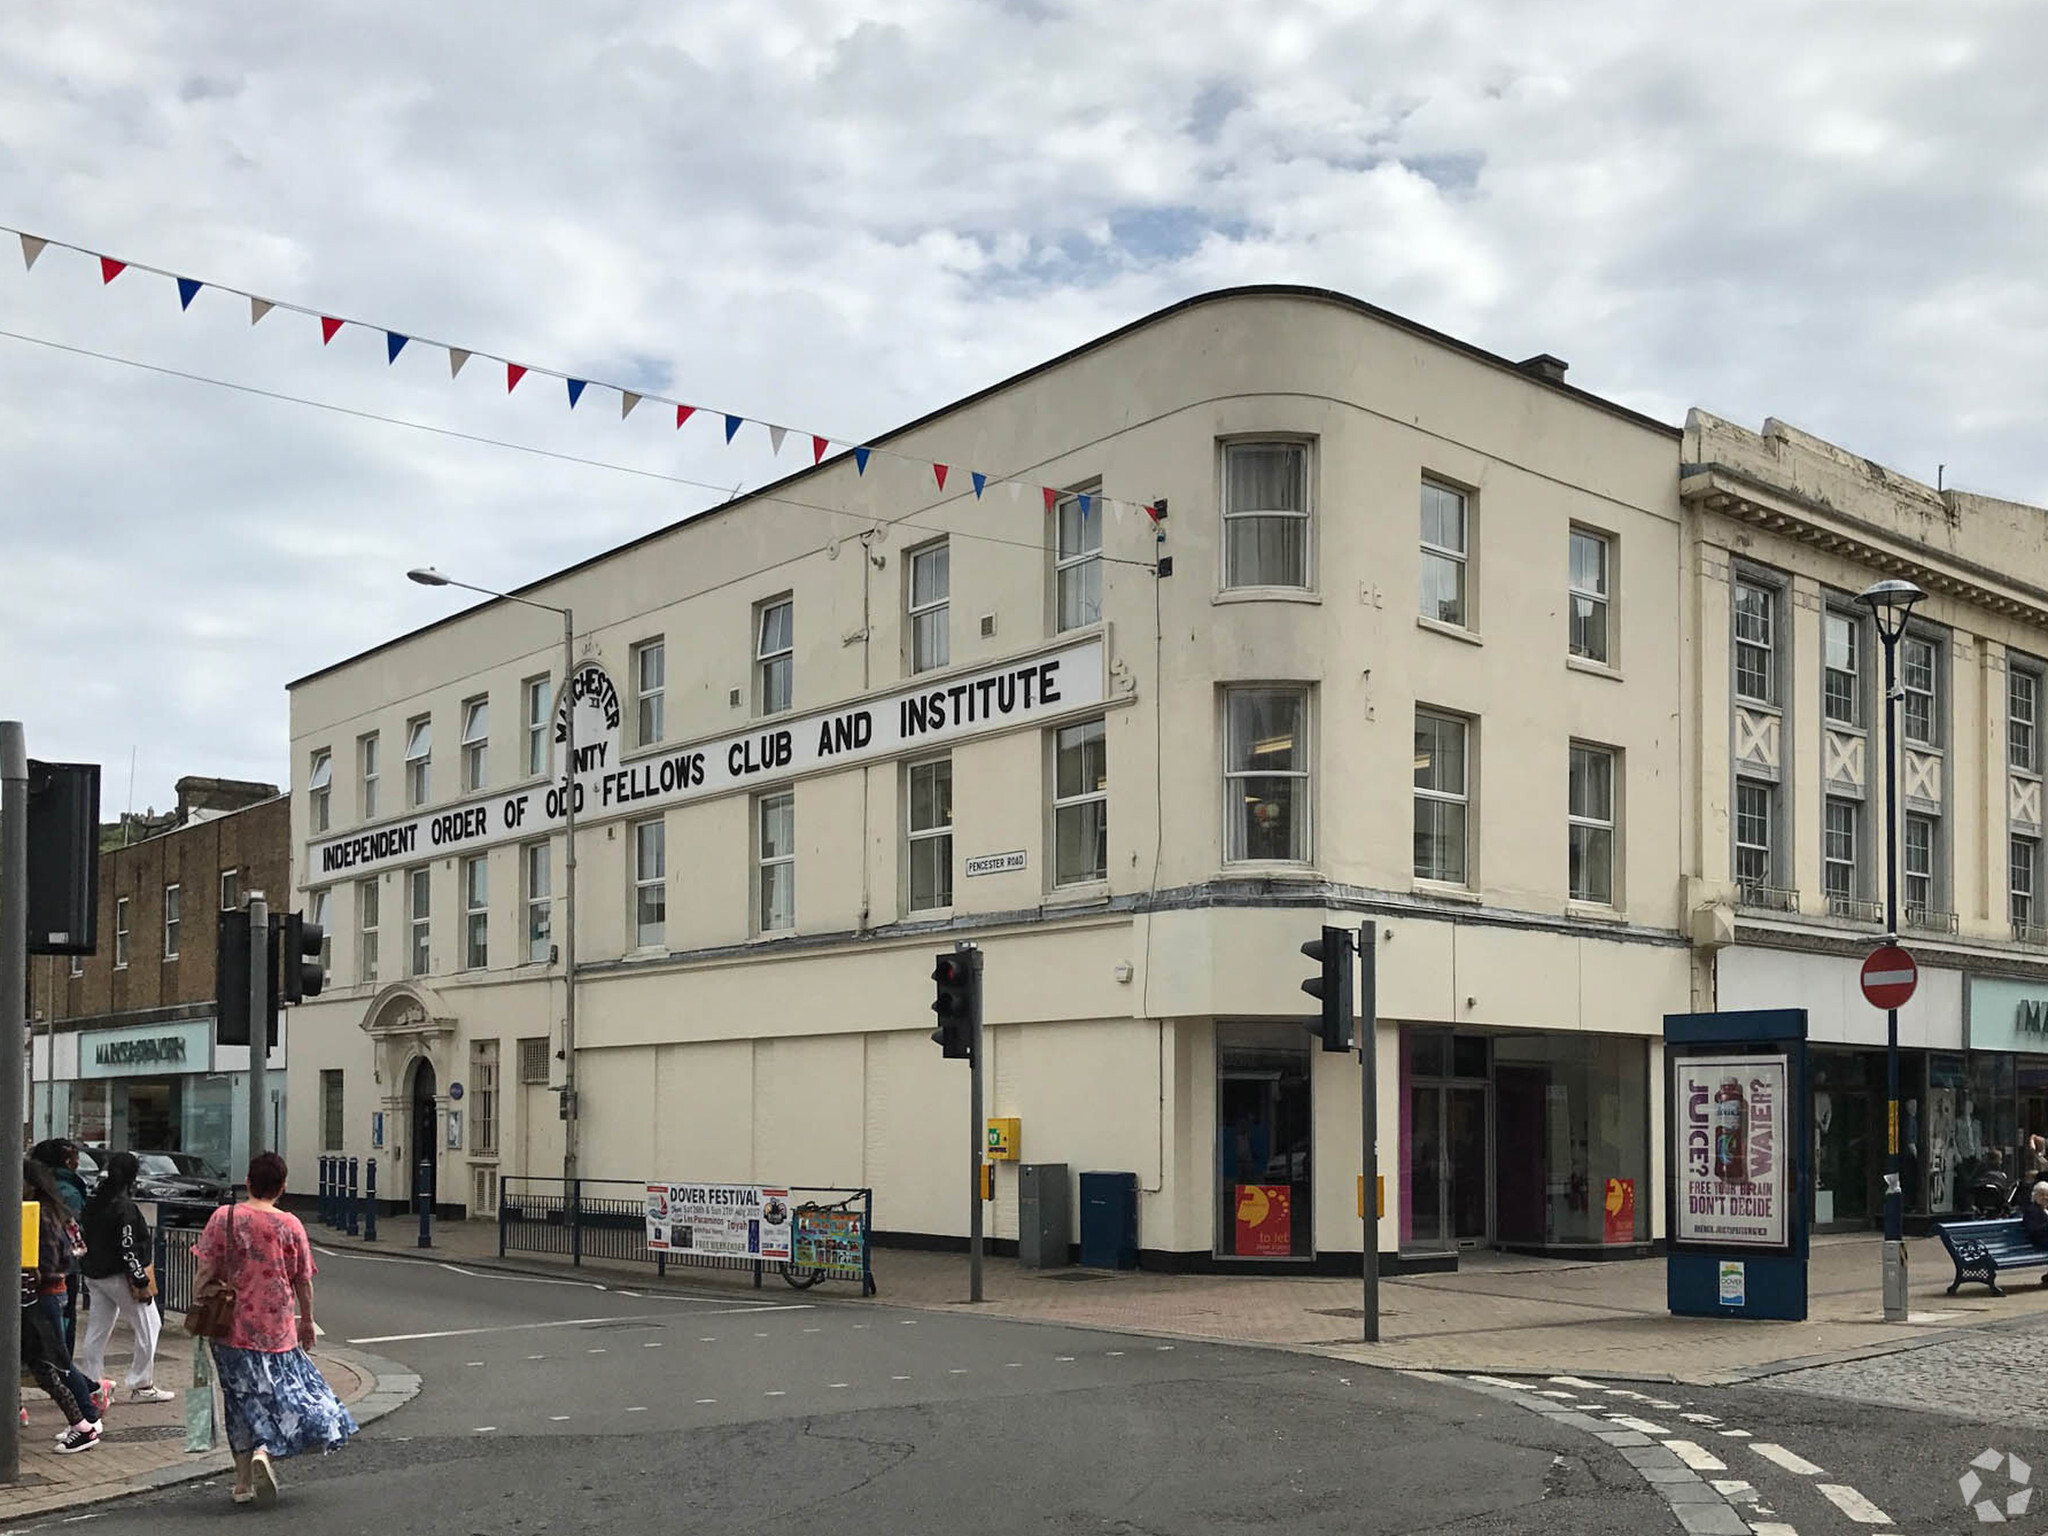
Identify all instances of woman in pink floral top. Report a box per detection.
[193,1153,356,1506]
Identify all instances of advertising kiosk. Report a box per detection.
[1665,1008,1811,1320]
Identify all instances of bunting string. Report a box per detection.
[5,226,1164,527]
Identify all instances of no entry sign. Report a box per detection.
[1861,945,1919,1010]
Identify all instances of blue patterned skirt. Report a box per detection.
[210,1344,360,1458]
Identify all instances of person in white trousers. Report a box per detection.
[76,1152,172,1402]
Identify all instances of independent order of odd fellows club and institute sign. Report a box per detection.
[309,635,1109,882]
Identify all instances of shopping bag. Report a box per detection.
[184,1339,216,1453]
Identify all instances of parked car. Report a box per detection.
[131,1151,232,1228]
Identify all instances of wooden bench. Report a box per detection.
[1936,1218,2048,1296]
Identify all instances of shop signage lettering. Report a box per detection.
[2016,1000,2048,1036]
[92,1036,187,1068]
[1672,1054,1789,1249]
[309,637,1107,883]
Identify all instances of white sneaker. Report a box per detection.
[55,1424,100,1454]
[126,1385,175,1404]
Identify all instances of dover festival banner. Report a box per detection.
[1673,1055,1789,1248]
[645,1183,793,1262]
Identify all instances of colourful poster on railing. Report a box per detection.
[793,1207,866,1275]
[644,1183,792,1261]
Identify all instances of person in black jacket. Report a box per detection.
[2023,1181,2048,1250]
[76,1152,172,1402]
[23,1159,103,1452]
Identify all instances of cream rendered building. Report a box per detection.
[1683,411,2048,1231]
[285,287,1692,1269]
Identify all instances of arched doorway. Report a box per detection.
[409,1057,438,1208]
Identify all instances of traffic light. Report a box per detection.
[216,911,251,1047]
[1300,925,1353,1052]
[930,950,977,1060]
[282,910,326,1004]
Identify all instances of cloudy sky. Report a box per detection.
[1,1,2043,813]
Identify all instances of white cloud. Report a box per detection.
[2,0,2046,806]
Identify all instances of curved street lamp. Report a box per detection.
[1858,576,1924,1322]
[407,568,583,1191]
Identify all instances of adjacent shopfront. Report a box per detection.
[1965,976,2048,1191]
[30,1018,282,1179]
[1396,1026,1651,1257]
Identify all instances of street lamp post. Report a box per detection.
[408,569,581,1188]
[1859,576,1925,1323]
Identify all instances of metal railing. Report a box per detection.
[1826,895,1885,925]
[1736,881,1800,913]
[154,1225,203,1315]
[2013,920,2048,946]
[1906,904,1960,935]
[499,1178,876,1294]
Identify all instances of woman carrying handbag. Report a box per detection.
[190,1152,357,1506]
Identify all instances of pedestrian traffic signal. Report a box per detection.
[1301,925,1353,1052]
[282,910,326,1004]
[931,950,976,1059]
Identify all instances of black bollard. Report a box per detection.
[346,1157,360,1236]
[364,1158,378,1242]
[417,1158,433,1249]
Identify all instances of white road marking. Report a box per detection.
[625,1406,648,1413]
[948,1369,968,1375]
[900,1320,917,1325]
[1606,1415,1672,1435]
[891,1375,911,1382]
[474,1426,497,1434]
[465,1361,485,1368]
[1748,1525,1798,1536]
[1106,1351,1125,1357]
[1643,1398,1681,1409]
[1547,1376,1602,1389]
[764,1391,786,1398]
[754,1332,770,1338]
[549,1415,570,1422]
[1005,1363,1022,1369]
[694,1398,716,1405]
[1602,1388,1652,1401]
[1816,1485,1891,1524]
[1707,1479,1758,1505]
[1751,1443,1824,1476]
[1717,1429,1752,1439]
[643,1342,662,1349]
[1468,1374,1524,1389]
[1055,1356,1075,1363]
[1662,1440,1726,1472]
[588,1348,607,1355]
[830,1383,849,1389]
[803,1327,821,1333]
[1155,1345,1174,1351]
[1535,1389,1576,1399]
[1680,1412,1720,1424]
[700,1337,717,1343]
[313,1321,326,1339]
[350,1311,794,1345]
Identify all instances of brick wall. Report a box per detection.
[31,795,292,1026]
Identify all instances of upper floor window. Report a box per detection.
[523,676,552,778]
[309,888,332,973]
[1733,581,1776,705]
[354,736,380,825]
[2013,835,2041,935]
[1567,529,1610,663]
[1414,710,1470,886]
[308,749,332,833]
[1419,482,1468,628]
[1056,491,1103,630]
[114,896,130,968]
[404,716,432,807]
[757,599,794,716]
[461,696,489,793]
[1053,719,1108,886]
[1823,610,1860,726]
[906,760,953,914]
[524,842,552,964]
[2011,661,2041,774]
[758,794,796,933]
[358,877,380,987]
[1824,796,1860,908]
[1222,442,1309,590]
[1567,743,1615,905]
[1224,688,1308,864]
[634,639,666,745]
[1734,778,1775,894]
[408,867,431,976]
[909,543,950,673]
[462,855,488,970]
[634,819,666,949]
[163,884,181,959]
[471,1040,501,1159]
[219,869,240,912]
[1904,811,1938,913]
[1902,635,1939,746]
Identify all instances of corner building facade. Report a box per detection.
[286,288,1691,1267]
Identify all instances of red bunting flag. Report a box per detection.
[1043,487,1057,514]
[320,316,343,345]
[99,257,125,284]
[933,464,949,491]
[506,363,527,393]
[676,404,696,429]
[811,435,829,464]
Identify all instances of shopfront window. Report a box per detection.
[1955,1052,2017,1209]
[1403,1028,1492,1251]
[1493,1033,1648,1249]
[1216,1031,1312,1259]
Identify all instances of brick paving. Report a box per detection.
[325,1216,2048,1386]
[1756,1314,2048,1429]
[0,1321,403,1521]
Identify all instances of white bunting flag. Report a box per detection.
[448,347,471,378]
[1008,481,1022,502]
[249,297,274,324]
[767,425,787,456]
[19,234,46,271]
[621,391,642,420]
